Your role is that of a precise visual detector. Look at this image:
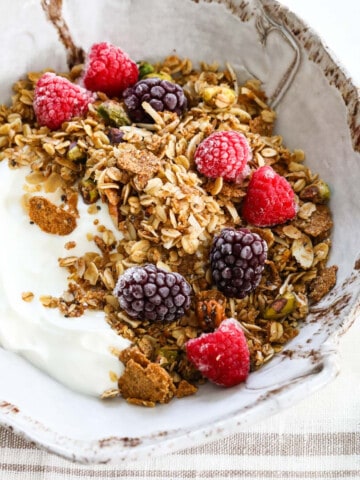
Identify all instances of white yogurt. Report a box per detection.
[0,161,130,396]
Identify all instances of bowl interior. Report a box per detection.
[0,0,359,463]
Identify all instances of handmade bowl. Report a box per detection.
[0,0,359,464]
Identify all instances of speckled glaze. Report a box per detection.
[0,0,359,464]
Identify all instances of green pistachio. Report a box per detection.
[67,142,85,162]
[97,101,131,127]
[156,347,179,366]
[144,71,174,82]
[299,180,331,204]
[263,292,296,320]
[78,178,99,205]
[201,85,236,109]
[138,61,155,78]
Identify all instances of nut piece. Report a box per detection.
[28,196,77,236]
[78,178,99,204]
[155,346,179,366]
[145,72,173,81]
[300,180,330,204]
[97,101,131,127]
[67,142,85,162]
[263,292,296,320]
[107,128,125,145]
[138,61,155,78]
[201,86,236,109]
[195,290,227,330]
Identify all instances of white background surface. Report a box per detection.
[280,0,360,84]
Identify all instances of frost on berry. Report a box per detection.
[185,318,250,387]
[194,130,251,183]
[113,264,192,323]
[33,72,94,130]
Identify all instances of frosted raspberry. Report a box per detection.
[242,165,297,227]
[194,130,251,183]
[82,42,138,97]
[33,73,94,130]
[185,318,250,387]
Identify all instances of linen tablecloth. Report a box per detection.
[1,0,359,478]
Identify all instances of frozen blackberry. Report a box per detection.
[113,264,192,323]
[210,228,267,299]
[122,77,187,123]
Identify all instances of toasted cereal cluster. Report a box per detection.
[0,43,337,406]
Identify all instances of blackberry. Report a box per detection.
[210,228,267,299]
[113,264,192,323]
[123,78,187,123]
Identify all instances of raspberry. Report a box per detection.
[123,78,187,123]
[194,130,251,183]
[33,73,94,130]
[210,228,267,299]
[185,318,250,387]
[113,264,192,323]
[242,165,297,226]
[82,42,138,97]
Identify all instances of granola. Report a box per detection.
[28,196,77,235]
[118,347,176,407]
[0,55,337,405]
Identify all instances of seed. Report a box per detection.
[22,291,34,302]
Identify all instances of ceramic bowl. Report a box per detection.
[0,0,359,464]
